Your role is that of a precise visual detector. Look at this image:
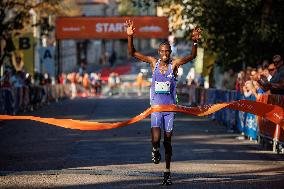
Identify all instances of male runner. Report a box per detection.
[126,20,201,185]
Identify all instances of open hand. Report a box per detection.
[126,20,135,36]
[192,27,201,41]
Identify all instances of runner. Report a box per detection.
[126,20,201,185]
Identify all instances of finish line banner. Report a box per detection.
[56,16,169,40]
[0,100,283,131]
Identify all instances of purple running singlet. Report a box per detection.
[150,59,176,132]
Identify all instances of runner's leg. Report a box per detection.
[151,112,162,164]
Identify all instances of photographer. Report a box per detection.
[258,55,284,95]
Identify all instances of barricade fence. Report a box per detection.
[0,84,71,115]
[178,85,284,154]
[1,84,283,153]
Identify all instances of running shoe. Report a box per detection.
[151,148,161,164]
[162,172,172,185]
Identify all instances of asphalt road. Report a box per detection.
[0,96,284,189]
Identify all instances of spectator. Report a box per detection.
[70,72,77,99]
[260,62,276,95]
[261,64,270,81]
[196,74,205,88]
[82,73,90,96]
[109,51,117,67]
[90,72,97,95]
[25,73,34,111]
[11,70,25,114]
[11,51,24,72]
[250,69,259,81]
[258,55,284,95]
[256,65,263,76]
[1,70,12,88]
[245,66,252,81]
[187,76,196,106]
[243,80,259,141]
[222,69,235,90]
[235,71,245,93]
[115,73,121,93]
[267,62,277,81]
[243,80,253,98]
[95,73,102,96]
[78,62,86,76]
[1,70,13,114]
[135,72,143,96]
[58,73,67,84]
[108,72,116,96]
[247,80,265,100]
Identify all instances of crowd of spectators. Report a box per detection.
[107,72,121,96]
[0,66,106,114]
[0,62,135,115]
[58,71,103,99]
[0,69,58,115]
[235,54,283,99]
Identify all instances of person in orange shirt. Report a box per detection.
[82,73,90,97]
[136,72,143,96]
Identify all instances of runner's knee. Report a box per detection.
[163,140,172,156]
[152,133,160,148]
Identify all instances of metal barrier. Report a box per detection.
[0,84,71,115]
[179,86,284,154]
[257,94,284,153]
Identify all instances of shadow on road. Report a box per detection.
[1,170,284,189]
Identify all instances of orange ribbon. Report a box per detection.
[0,100,283,131]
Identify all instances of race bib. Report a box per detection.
[155,81,171,94]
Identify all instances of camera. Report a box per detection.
[257,75,270,89]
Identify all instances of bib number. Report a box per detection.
[155,81,171,94]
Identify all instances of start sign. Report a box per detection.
[95,23,125,33]
[56,16,169,39]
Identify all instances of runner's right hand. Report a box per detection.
[126,20,135,36]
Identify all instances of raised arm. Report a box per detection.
[126,20,156,66]
[172,27,201,69]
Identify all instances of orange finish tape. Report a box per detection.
[0,100,283,131]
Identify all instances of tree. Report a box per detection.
[117,0,139,15]
[1,1,43,67]
[118,0,158,16]
[0,0,81,68]
[135,0,284,70]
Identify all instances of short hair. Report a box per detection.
[273,54,282,62]
[159,40,171,48]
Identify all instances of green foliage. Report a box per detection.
[1,1,27,36]
[138,0,284,70]
[0,0,72,68]
[119,0,157,15]
[118,0,140,15]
